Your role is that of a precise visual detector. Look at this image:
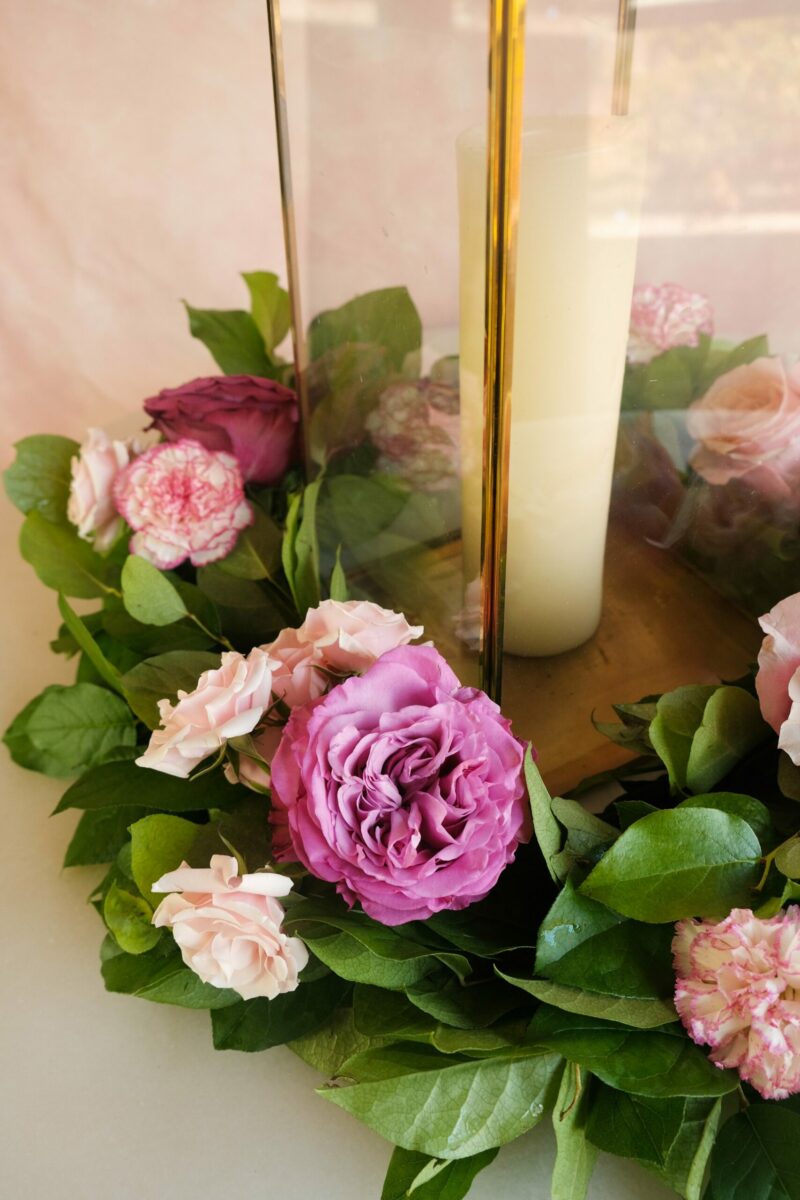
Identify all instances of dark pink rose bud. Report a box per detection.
[144,375,299,485]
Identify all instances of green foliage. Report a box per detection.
[380,1147,498,1200]
[678,792,773,850]
[103,881,161,954]
[241,270,290,356]
[319,1042,561,1159]
[281,481,321,616]
[129,813,199,902]
[54,756,240,815]
[579,808,762,922]
[5,682,136,778]
[101,936,239,1009]
[184,303,276,376]
[216,505,283,581]
[308,343,389,466]
[57,594,126,696]
[525,748,563,882]
[551,1065,598,1200]
[211,972,352,1052]
[502,977,675,1030]
[121,556,188,625]
[64,805,149,867]
[329,546,348,601]
[121,650,220,728]
[707,1104,800,1200]
[649,685,768,795]
[529,1006,738,1098]
[621,333,769,412]
[20,510,118,597]
[4,434,79,522]
[308,286,422,375]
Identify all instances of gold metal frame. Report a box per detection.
[265,0,313,479]
[612,0,637,116]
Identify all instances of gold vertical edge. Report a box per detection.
[612,0,637,116]
[478,0,527,703]
[265,0,314,480]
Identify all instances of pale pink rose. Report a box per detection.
[151,855,307,1001]
[628,282,714,365]
[67,427,137,551]
[687,358,800,502]
[137,648,275,778]
[222,724,282,792]
[113,438,253,569]
[673,907,800,1100]
[756,593,800,762]
[262,599,424,710]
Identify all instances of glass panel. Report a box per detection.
[499,0,800,791]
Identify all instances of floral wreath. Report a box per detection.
[5,272,800,1200]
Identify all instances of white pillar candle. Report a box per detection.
[458,117,645,656]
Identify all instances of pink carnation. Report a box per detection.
[628,282,713,365]
[673,907,800,1100]
[113,438,253,569]
[262,599,424,711]
[137,648,275,778]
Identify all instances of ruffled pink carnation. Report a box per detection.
[673,907,800,1100]
[113,438,253,569]
[152,855,308,1001]
[628,282,713,365]
[137,648,275,778]
[262,599,424,711]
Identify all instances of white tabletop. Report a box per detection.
[0,503,670,1200]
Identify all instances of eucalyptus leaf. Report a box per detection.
[579,808,761,922]
[4,433,79,522]
[184,303,275,376]
[320,1042,561,1159]
[20,510,117,598]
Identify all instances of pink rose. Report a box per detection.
[673,907,800,1100]
[756,593,800,762]
[113,438,253,569]
[222,724,282,793]
[270,645,529,925]
[687,358,800,502]
[67,427,136,551]
[144,375,299,485]
[628,282,713,365]
[152,855,308,1000]
[137,648,275,778]
[263,599,424,711]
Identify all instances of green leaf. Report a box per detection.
[327,472,409,551]
[21,682,136,777]
[525,748,563,882]
[329,546,348,601]
[121,556,188,626]
[678,792,773,851]
[54,757,241,815]
[778,754,800,802]
[697,334,770,395]
[121,650,220,728]
[211,972,351,1051]
[551,1065,598,1200]
[308,286,422,375]
[64,805,149,866]
[308,343,389,465]
[4,433,80,522]
[685,688,768,795]
[775,837,800,881]
[550,796,618,863]
[57,594,126,696]
[284,900,469,991]
[405,972,523,1031]
[320,1042,561,1158]
[4,686,74,775]
[183,303,275,376]
[103,881,161,954]
[380,1146,498,1200]
[656,1096,724,1200]
[288,1007,383,1076]
[530,1006,738,1098]
[129,813,199,901]
[352,987,524,1055]
[101,937,238,1009]
[579,808,761,922]
[242,270,290,355]
[102,603,214,654]
[707,1104,800,1200]
[281,481,321,616]
[20,510,117,598]
[501,976,676,1030]
[196,565,288,644]
[649,685,717,792]
[216,505,283,581]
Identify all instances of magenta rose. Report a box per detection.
[270,645,529,925]
[144,375,299,485]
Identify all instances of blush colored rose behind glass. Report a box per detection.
[673,907,800,1100]
[270,644,529,926]
[756,591,800,764]
[144,374,299,485]
[687,357,800,503]
[152,855,307,1001]
[113,438,253,569]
